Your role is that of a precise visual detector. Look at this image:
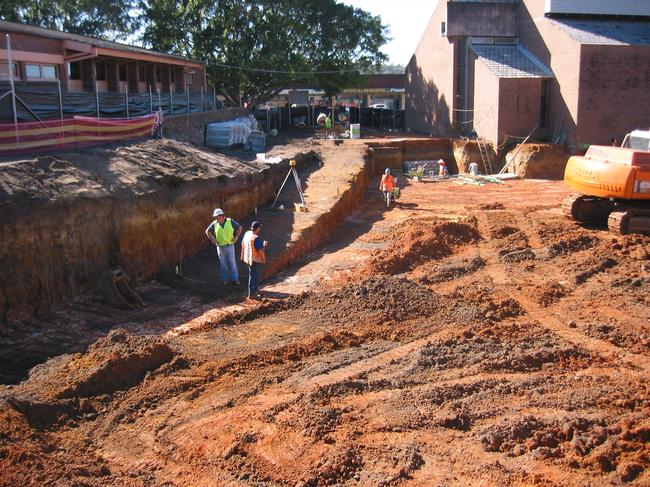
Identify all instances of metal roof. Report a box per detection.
[0,20,204,65]
[470,44,554,78]
[549,19,650,46]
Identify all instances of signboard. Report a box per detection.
[288,90,309,106]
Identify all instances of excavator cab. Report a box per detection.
[622,130,650,151]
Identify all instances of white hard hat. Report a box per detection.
[385,168,391,174]
[213,208,224,217]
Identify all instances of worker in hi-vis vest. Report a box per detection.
[240,221,268,299]
[205,208,243,286]
[379,168,396,208]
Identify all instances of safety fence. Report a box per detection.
[253,106,406,132]
[0,81,222,122]
[0,113,160,156]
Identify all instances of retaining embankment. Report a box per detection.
[0,140,297,319]
[162,108,248,145]
[367,138,497,174]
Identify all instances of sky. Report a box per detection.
[342,0,437,66]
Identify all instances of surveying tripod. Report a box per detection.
[272,159,306,209]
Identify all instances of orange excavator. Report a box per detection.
[563,130,650,235]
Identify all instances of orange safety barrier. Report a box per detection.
[0,113,160,156]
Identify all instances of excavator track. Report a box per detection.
[562,193,613,223]
[608,209,650,236]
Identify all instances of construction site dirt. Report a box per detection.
[1,136,650,486]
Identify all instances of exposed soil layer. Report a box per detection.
[1,147,650,486]
[507,143,570,179]
[0,138,368,383]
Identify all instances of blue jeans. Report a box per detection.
[216,244,238,283]
[248,262,260,296]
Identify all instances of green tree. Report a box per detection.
[140,0,388,106]
[0,0,136,41]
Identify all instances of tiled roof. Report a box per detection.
[470,44,554,78]
[549,19,650,46]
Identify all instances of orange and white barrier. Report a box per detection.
[0,113,160,156]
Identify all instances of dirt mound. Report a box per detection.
[412,322,591,374]
[447,284,523,322]
[507,143,569,179]
[360,218,481,276]
[478,202,505,211]
[452,139,496,174]
[5,329,174,428]
[479,415,649,481]
[297,276,461,325]
[415,255,485,284]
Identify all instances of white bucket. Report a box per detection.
[350,123,361,139]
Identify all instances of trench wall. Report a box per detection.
[366,138,497,175]
[0,159,294,318]
[263,157,369,279]
[162,108,248,146]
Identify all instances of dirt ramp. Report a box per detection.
[508,143,569,179]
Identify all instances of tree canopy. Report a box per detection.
[140,0,389,105]
[0,0,135,40]
[2,0,389,106]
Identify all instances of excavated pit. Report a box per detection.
[0,137,369,383]
[1,133,647,486]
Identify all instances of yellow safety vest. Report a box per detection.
[213,218,235,246]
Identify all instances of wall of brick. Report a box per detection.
[472,60,500,143]
[162,108,248,146]
[498,78,542,143]
[405,1,456,136]
[577,44,650,146]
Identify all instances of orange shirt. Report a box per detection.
[380,174,395,191]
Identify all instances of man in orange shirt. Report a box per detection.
[379,168,395,208]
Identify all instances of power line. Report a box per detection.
[211,62,359,74]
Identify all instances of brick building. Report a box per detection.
[405,0,650,149]
[0,21,206,94]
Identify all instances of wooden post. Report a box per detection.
[186,85,190,113]
[95,82,100,118]
[200,86,204,112]
[149,85,153,113]
[157,89,161,114]
[57,80,63,122]
[125,84,129,119]
[169,86,173,115]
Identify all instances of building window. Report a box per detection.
[42,65,56,79]
[0,62,18,79]
[68,61,82,80]
[119,63,127,82]
[95,61,106,81]
[26,64,41,78]
[26,63,57,79]
[185,73,194,85]
[441,22,446,35]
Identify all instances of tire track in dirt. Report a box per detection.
[476,212,650,374]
